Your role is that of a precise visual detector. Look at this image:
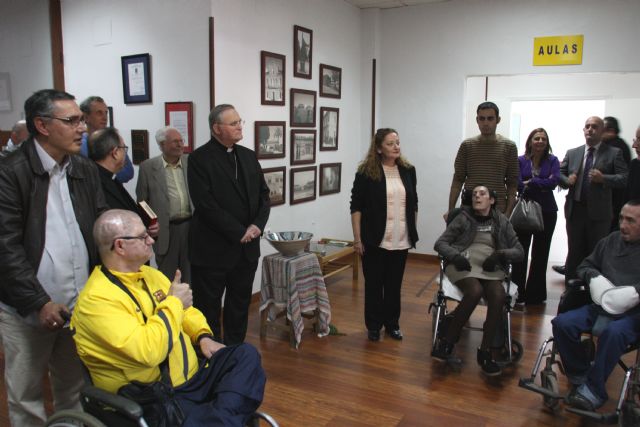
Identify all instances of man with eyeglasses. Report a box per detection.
[136,126,193,283]
[0,89,107,425]
[445,101,519,220]
[88,127,160,238]
[80,95,134,183]
[188,104,270,345]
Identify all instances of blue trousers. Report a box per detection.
[175,343,266,427]
[552,304,640,401]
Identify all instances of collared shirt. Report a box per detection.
[162,156,191,220]
[12,140,90,326]
[574,142,602,202]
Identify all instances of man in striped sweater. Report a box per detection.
[445,102,519,220]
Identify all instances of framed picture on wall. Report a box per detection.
[107,106,114,127]
[254,121,285,159]
[164,101,194,153]
[121,53,152,104]
[290,166,316,205]
[293,25,313,79]
[319,64,341,99]
[319,107,339,151]
[319,162,341,196]
[260,51,285,106]
[290,129,316,165]
[263,166,286,207]
[290,89,316,127]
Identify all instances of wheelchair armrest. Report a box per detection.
[567,278,586,289]
[80,385,144,421]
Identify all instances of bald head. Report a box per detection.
[94,209,142,255]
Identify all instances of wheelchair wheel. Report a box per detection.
[619,401,640,427]
[540,369,561,411]
[510,339,524,363]
[45,410,107,427]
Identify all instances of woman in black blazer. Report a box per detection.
[350,128,418,342]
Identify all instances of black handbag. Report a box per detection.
[510,196,544,232]
[102,267,186,427]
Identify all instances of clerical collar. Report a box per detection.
[214,138,234,153]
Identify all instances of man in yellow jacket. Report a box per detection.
[71,209,265,426]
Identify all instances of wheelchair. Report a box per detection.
[518,280,640,426]
[428,256,523,368]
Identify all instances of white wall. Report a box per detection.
[0,0,52,129]
[376,0,640,254]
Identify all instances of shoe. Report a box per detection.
[566,390,596,411]
[431,339,454,362]
[552,265,566,275]
[367,330,380,341]
[477,348,502,376]
[385,329,403,340]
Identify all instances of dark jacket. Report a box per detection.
[188,137,270,267]
[97,163,139,213]
[350,164,419,248]
[434,206,523,263]
[517,154,560,212]
[0,138,107,315]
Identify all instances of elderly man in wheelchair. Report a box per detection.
[432,185,524,376]
[69,209,267,427]
[550,200,640,414]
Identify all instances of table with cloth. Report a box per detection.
[259,252,331,348]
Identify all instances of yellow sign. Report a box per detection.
[533,35,583,66]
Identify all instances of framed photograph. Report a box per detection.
[319,64,342,99]
[131,129,149,165]
[290,166,316,205]
[121,53,152,104]
[165,102,194,153]
[293,25,313,79]
[290,129,316,165]
[319,163,342,196]
[319,107,339,151]
[290,89,316,127]
[255,121,285,159]
[260,51,285,106]
[263,166,286,207]
[107,106,114,127]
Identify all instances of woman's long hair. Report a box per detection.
[357,128,412,181]
[524,127,553,160]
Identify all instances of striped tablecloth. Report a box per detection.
[260,252,331,348]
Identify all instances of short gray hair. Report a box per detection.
[155,126,180,147]
[11,120,26,133]
[80,96,106,114]
[208,104,235,129]
[88,127,120,161]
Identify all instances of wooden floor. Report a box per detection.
[0,256,634,426]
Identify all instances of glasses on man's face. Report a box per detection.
[41,115,86,128]
[117,145,129,152]
[220,119,245,128]
[110,233,150,250]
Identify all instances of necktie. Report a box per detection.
[580,147,594,201]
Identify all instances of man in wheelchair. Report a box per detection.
[552,200,640,411]
[70,209,266,426]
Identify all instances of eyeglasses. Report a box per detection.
[110,233,150,250]
[219,119,245,127]
[117,145,129,152]
[40,115,86,128]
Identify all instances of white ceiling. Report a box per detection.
[344,0,449,9]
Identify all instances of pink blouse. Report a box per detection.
[380,164,411,250]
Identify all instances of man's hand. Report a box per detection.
[199,337,225,359]
[240,224,261,244]
[168,269,192,309]
[147,222,160,238]
[38,301,70,331]
[589,169,604,183]
[567,173,578,187]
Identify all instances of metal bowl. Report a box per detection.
[265,231,313,256]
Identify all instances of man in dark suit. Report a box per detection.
[88,127,160,236]
[188,104,270,345]
[136,126,193,283]
[559,116,627,281]
[603,116,632,231]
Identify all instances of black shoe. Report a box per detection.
[385,329,403,340]
[431,339,454,362]
[477,348,502,376]
[367,330,380,341]
[566,391,596,411]
[552,265,566,275]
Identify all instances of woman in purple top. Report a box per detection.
[512,128,560,305]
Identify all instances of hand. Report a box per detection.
[168,269,192,309]
[240,224,261,244]
[452,254,471,271]
[589,169,604,183]
[567,173,578,186]
[147,222,160,238]
[442,212,449,222]
[482,252,502,272]
[353,241,364,256]
[199,337,225,359]
[38,301,70,330]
